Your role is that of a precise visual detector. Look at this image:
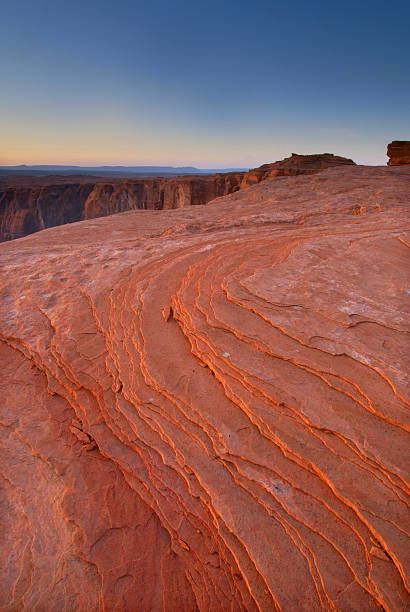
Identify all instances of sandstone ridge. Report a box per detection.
[0,165,409,611]
[0,153,355,241]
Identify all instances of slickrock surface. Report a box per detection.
[0,165,409,611]
[387,141,410,166]
[0,154,355,242]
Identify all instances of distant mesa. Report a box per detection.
[0,152,355,242]
[387,141,410,166]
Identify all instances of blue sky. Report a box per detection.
[1,0,409,166]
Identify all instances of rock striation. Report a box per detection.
[387,141,410,166]
[0,154,355,242]
[0,165,409,611]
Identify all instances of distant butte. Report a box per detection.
[0,163,409,610]
[0,153,355,241]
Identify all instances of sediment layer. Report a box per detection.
[0,165,409,611]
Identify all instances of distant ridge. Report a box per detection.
[0,164,249,177]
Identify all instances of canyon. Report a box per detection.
[0,163,409,611]
[0,153,355,242]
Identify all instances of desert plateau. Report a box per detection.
[1,0,409,608]
[1,145,409,610]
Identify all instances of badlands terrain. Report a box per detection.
[0,155,409,610]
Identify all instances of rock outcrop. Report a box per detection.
[1,165,409,611]
[0,153,355,242]
[240,152,355,187]
[387,141,410,166]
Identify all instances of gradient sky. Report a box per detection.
[1,0,409,167]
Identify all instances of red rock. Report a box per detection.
[0,154,355,241]
[240,152,355,187]
[0,165,409,611]
[387,141,410,165]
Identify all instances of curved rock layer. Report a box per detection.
[387,141,410,166]
[0,165,409,611]
[0,154,355,242]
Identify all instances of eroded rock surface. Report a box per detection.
[387,141,410,166]
[0,154,355,241]
[0,165,409,611]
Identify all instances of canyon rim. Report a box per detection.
[1,159,409,610]
[1,0,409,608]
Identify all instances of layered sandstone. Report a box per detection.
[240,153,355,187]
[0,153,355,241]
[387,141,410,166]
[0,165,409,611]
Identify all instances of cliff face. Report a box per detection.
[0,183,95,241]
[387,141,410,165]
[0,173,244,241]
[0,153,356,242]
[1,165,409,610]
[82,172,244,218]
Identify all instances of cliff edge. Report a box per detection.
[0,153,355,241]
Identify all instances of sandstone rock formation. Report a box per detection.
[240,153,355,187]
[0,154,355,242]
[1,165,409,611]
[387,141,410,166]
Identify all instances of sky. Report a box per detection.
[1,0,409,167]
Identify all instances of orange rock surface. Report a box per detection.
[387,141,410,166]
[0,165,409,611]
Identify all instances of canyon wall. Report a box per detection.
[0,173,243,241]
[387,141,410,166]
[0,154,355,241]
[1,165,409,611]
[82,172,244,218]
